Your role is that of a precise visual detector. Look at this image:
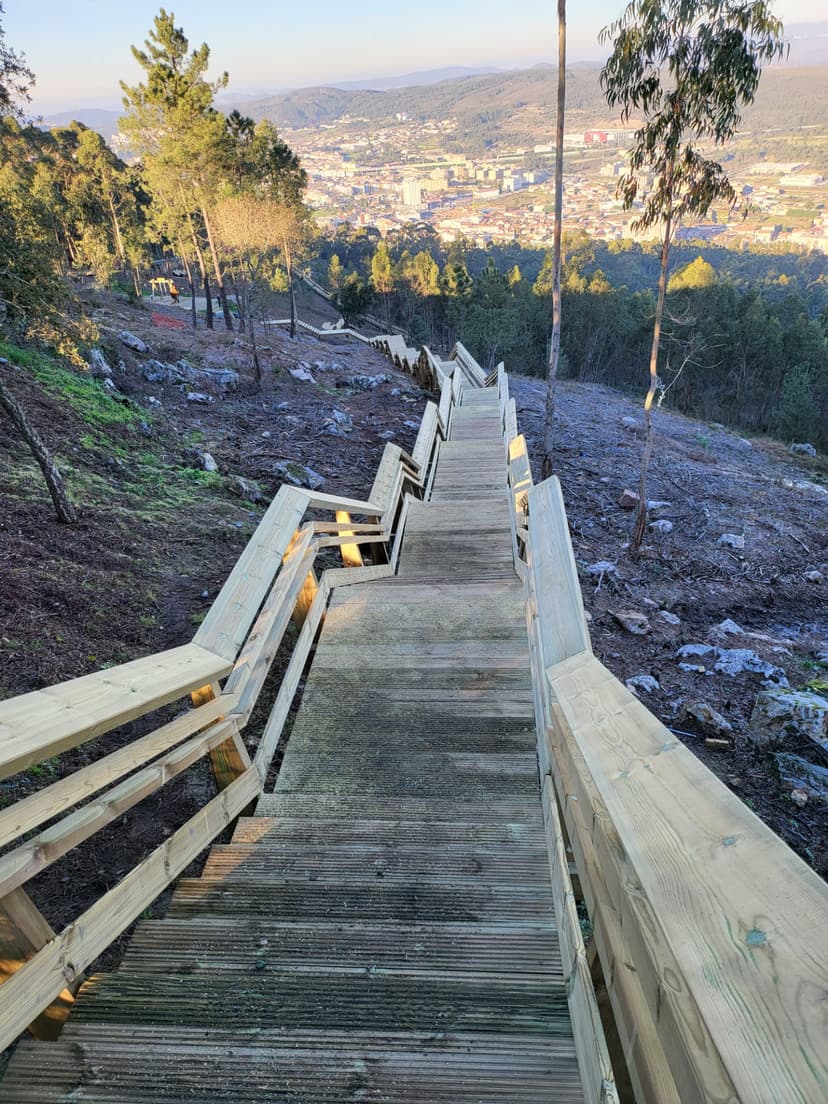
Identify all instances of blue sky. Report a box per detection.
[4,0,824,113]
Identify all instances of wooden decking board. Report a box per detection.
[119,918,562,977]
[0,380,587,1103]
[70,971,572,1036]
[168,878,558,923]
[255,793,544,821]
[4,1027,584,1103]
[230,815,545,846]
[198,843,549,883]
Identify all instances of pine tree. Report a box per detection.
[120,9,233,329]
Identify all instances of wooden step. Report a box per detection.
[168,877,556,924]
[68,971,571,1036]
[120,918,561,978]
[3,1026,584,1103]
[254,794,543,823]
[275,750,539,797]
[230,815,544,847]
[198,842,548,884]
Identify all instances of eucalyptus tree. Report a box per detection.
[600,0,785,549]
[540,0,567,480]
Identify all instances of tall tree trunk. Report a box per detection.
[186,222,212,330]
[201,205,234,331]
[0,372,77,524]
[177,242,198,331]
[179,249,199,331]
[631,201,673,552]
[284,239,297,339]
[202,268,213,331]
[288,271,297,339]
[540,0,567,479]
[107,194,126,265]
[233,278,245,327]
[246,285,261,384]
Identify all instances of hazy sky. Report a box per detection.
[4,0,825,113]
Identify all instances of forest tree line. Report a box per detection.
[318,224,828,448]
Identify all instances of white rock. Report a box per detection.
[714,648,787,684]
[750,688,828,751]
[715,618,744,636]
[201,452,218,473]
[87,349,112,378]
[186,391,212,404]
[789,442,817,458]
[649,519,673,535]
[289,367,316,383]
[718,533,745,550]
[587,561,617,577]
[626,674,660,695]
[611,609,651,635]
[684,701,733,736]
[676,643,716,660]
[805,570,824,584]
[119,330,148,353]
[656,610,681,626]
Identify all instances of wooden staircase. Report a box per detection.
[1,385,588,1102]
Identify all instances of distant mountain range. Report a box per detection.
[40,24,828,145]
[330,66,500,90]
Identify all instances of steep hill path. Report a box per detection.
[0,385,588,1101]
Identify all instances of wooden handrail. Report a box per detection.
[0,330,480,1051]
[495,364,828,1104]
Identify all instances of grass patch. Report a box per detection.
[0,340,149,431]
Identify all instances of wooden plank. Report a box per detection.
[223,527,317,723]
[545,701,679,1104]
[0,889,74,1041]
[334,511,364,568]
[506,397,518,444]
[0,644,232,781]
[509,434,534,514]
[0,767,261,1054]
[548,651,828,1104]
[527,478,591,667]
[0,720,238,901]
[295,490,383,515]
[369,443,404,520]
[252,578,331,782]
[291,566,318,630]
[0,696,229,849]
[310,521,384,535]
[542,777,618,1104]
[411,402,439,472]
[321,563,396,588]
[437,376,452,435]
[389,492,413,569]
[194,485,308,662]
[189,683,250,792]
[451,341,487,387]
